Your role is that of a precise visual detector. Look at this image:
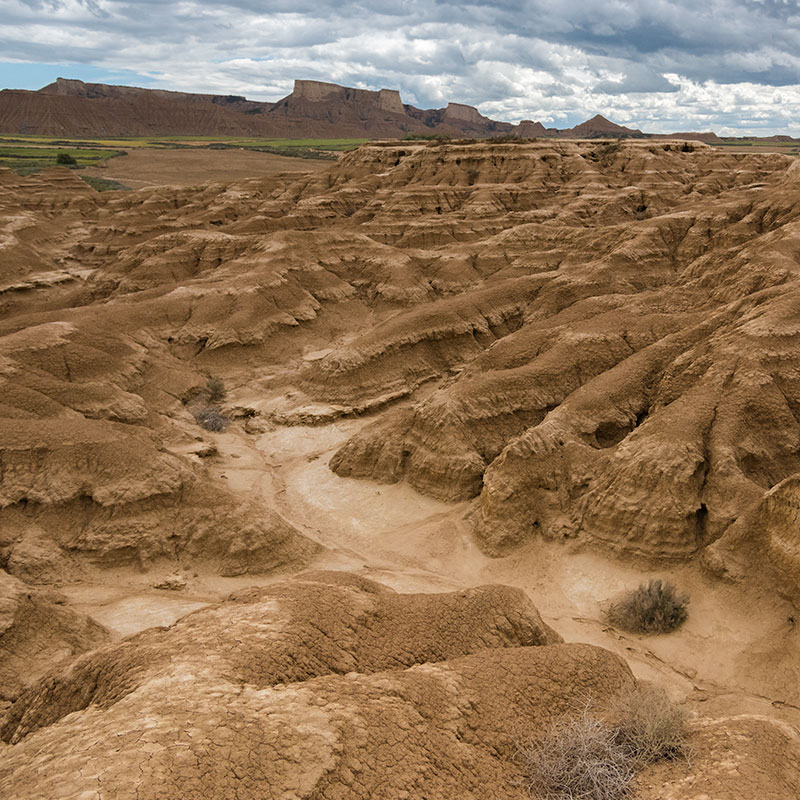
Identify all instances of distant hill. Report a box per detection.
[0,78,517,138]
[568,114,646,138]
[0,77,796,143]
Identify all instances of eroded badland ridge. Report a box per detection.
[0,76,726,140]
[2,139,800,797]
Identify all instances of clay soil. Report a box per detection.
[2,140,800,798]
[82,146,329,187]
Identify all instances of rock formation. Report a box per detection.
[2,138,800,797]
[4,143,800,578]
[2,77,771,141]
[0,573,595,799]
[3,572,798,798]
[0,570,110,712]
[0,77,516,138]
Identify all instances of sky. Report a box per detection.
[1,0,799,135]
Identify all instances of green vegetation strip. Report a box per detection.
[0,145,126,174]
[79,175,131,192]
[0,135,368,172]
[0,134,367,150]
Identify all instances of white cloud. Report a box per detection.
[0,0,799,134]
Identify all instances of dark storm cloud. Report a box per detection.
[1,0,799,133]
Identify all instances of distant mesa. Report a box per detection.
[0,77,515,138]
[443,102,490,125]
[0,76,795,143]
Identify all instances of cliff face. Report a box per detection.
[0,77,512,138]
[0,76,713,140]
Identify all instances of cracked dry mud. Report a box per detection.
[2,140,800,798]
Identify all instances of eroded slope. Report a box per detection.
[3,141,800,797]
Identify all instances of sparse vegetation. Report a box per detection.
[610,684,689,767]
[0,144,126,174]
[516,703,634,800]
[606,579,689,634]
[0,135,364,174]
[195,406,229,432]
[206,376,226,402]
[516,688,689,799]
[79,175,131,192]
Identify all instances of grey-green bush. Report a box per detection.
[515,704,634,800]
[516,688,689,799]
[610,684,689,766]
[195,406,229,432]
[206,376,226,402]
[606,579,689,634]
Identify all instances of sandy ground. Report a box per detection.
[60,412,800,738]
[712,145,800,154]
[82,147,330,188]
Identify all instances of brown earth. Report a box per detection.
[3,77,797,149]
[2,139,800,796]
[0,77,649,139]
[83,147,329,188]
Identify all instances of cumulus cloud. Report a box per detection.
[1,0,799,134]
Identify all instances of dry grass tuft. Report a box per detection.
[515,688,689,799]
[515,704,635,800]
[206,376,226,402]
[195,406,229,432]
[606,579,689,634]
[610,684,689,767]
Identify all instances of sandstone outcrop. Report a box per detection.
[0,570,110,709]
[0,571,626,799]
[0,225,320,576]
[4,142,800,578]
[0,570,560,742]
[2,571,795,799]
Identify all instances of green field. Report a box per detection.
[0,134,367,150]
[0,134,368,174]
[0,145,127,174]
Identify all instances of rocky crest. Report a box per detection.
[0,77,727,140]
[3,141,800,797]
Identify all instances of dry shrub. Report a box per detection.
[206,376,226,402]
[195,406,229,432]
[606,579,689,634]
[609,684,689,767]
[515,704,634,800]
[516,689,689,799]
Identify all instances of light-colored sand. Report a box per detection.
[226,422,800,727]
[82,147,329,188]
[59,416,800,737]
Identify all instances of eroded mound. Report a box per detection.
[0,570,560,743]
[0,571,577,798]
[4,144,800,582]
[2,571,797,800]
[0,570,110,711]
